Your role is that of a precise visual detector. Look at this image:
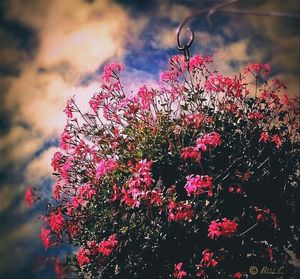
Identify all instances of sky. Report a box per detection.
[0,0,299,278]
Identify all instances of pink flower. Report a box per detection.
[150,189,163,206]
[49,211,64,234]
[272,134,282,149]
[24,186,33,207]
[259,132,270,143]
[266,247,274,261]
[205,74,244,96]
[61,160,73,182]
[59,130,71,150]
[64,97,74,118]
[173,262,187,279]
[40,227,51,249]
[255,207,278,228]
[111,184,119,202]
[160,70,180,83]
[185,175,213,196]
[51,152,63,172]
[78,183,96,200]
[200,249,218,268]
[101,63,125,83]
[68,223,80,236]
[208,218,238,239]
[55,257,63,278]
[53,181,61,200]
[181,147,200,161]
[245,63,271,76]
[232,272,243,278]
[248,111,264,120]
[169,54,187,68]
[196,132,222,151]
[218,218,238,237]
[128,160,154,190]
[55,258,63,278]
[77,247,90,267]
[120,188,140,208]
[189,54,212,70]
[98,234,118,256]
[71,195,85,208]
[96,159,118,179]
[208,221,222,239]
[229,185,244,195]
[183,113,206,128]
[89,92,109,113]
[281,94,295,106]
[138,85,154,111]
[196,249,219,277]
[168,201,193,222]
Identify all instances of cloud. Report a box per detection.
[4,0,147,139]
[0,184,19,214]
[25,147,58,185]
[0,125,44,169]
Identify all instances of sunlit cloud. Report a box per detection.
[4,0,148,139]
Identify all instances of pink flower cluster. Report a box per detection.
[255,207,278,228]
[77,234,118,267]
[119,160,155,208]
[181,146,200,161]
[70,183,96,209]
[183,113,212,129]
[64,97,74,118]
[173,262,187,279]
[138,85,154,111]
[245,63,271,76]
[248,111,264,120]
[77,247,91,267]
[98,234,118,256]
[208,218,238,239]
[89,92,109,113]
[24,186,33,207]
[53,180,61,199]
[181,132,222,162]
[205,74,244,97]
[168,201,193,222]
[196,249,218,277]
[101,63,125,83]
[259,132,282,149]
[128,159,154,190]
[196,132,222,152]
[40,227,51,249]
[59,130,71,150]
[185,175,213,196]
[189,54,212,71]
[48,211,64,234]
[95,158,118,179]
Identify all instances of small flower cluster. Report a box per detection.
[208,218,238,239]
[185,175,213,196]
[77,234,118,267]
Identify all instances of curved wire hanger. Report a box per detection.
[176,0,300,62]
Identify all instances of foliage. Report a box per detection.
[33,54,299,278]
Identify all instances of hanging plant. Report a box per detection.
[28,53,300,279]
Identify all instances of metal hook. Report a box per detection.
[176,0,238,61]
[176,0,300,62]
